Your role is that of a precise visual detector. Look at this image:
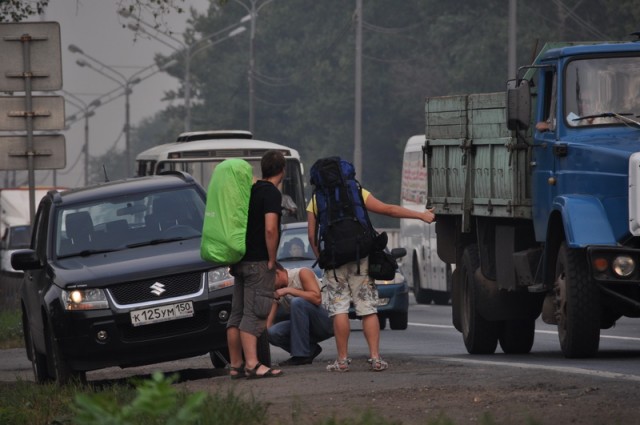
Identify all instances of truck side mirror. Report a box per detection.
[506,79,531,131]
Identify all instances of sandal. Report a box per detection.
[368,357,388,372]
[245,362,284,379]
[229,364,246,380]
[326,358,351,372]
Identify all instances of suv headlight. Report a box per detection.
[208,267,234,292]
[61,288,109,310]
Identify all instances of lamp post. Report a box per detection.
[62,90,100,186]
[69,44,158,173]
[121,11,248,132]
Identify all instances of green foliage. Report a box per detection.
[0,308,23,349]
[0,0,48,22]
[73,372,206,425]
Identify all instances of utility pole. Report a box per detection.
[354,0,363,179]
[508,0,517,80]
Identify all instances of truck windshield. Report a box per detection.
[565,56,640,127]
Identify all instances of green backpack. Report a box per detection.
[200,158,253,264]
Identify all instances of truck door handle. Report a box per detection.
[553,144,568,157]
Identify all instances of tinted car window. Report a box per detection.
[55,187,204,258]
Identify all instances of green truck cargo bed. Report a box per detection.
[425,92,532,228]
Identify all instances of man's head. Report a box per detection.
[261,150,286,179]
[274,262,288,289]
[288,237,305,256]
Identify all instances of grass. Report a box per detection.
[0,308,23,349]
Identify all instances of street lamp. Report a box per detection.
[69,44,157,174]
[62,90,100,186]
[120,11,248,132]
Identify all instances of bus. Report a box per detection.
[399,135,452,304]
[135,130,306,223]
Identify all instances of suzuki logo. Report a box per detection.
[150,282,166,296]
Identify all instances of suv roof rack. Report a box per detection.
[175,130,253,143]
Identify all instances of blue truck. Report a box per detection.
[424,40,640,358]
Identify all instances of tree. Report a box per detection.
[0,0,190,23]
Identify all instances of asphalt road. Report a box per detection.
[3,295,640,383]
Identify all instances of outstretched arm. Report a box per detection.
[365,193,435,223]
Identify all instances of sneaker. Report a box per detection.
[368,357,388,372]
[326,358,351,372]
[280,356,313,366]
[280,345,323,366]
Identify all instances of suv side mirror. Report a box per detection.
[506,79,531,131]
[11,249,41,271]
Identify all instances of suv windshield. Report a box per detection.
[55,187,204,258]
[565,56,640,127]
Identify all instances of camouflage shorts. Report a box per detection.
[322,257,378,317]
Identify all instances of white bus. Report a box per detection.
[135,130,307,223]
[399,135,452,304]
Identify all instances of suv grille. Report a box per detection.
[108,272,203,305]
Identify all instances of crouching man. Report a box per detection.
[267,264,334,365]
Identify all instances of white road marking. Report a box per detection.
[409,322,640,342]
[439,357,640,382]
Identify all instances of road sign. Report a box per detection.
[0,135,66,170]
[0,22,62,91]
[0,96,65,131]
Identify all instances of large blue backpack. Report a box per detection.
[310,157,374,271]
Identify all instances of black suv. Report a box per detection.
[13,172,235,383]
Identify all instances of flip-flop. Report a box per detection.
[245,362,284,379]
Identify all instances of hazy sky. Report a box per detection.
[3,0,209,188]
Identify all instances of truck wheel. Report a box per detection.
[554,242,600,358]
[209,348,230,369]
[499,319,535,354]
[412,257,431,304]
[389,311,408,330]
[460,244,498,354]
[45,322,86,385]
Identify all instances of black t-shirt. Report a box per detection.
[242,180,282,261]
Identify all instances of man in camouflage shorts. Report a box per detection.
[308,182,435,373]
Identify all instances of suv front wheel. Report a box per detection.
[45,321,86,385]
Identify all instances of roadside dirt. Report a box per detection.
[4,348,640,424]
[170,354,640,425]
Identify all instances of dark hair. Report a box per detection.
[275,261,285,271]
[290,237,304,248]
[261,150,286,179]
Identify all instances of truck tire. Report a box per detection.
[460,244,498,354]
[498,319,535,354]
[412,256,431,304]
[554,242,600,358]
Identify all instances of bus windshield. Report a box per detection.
[135,132,307,223]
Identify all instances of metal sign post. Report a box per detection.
[0,22,65,223]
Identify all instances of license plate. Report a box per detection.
[130,301,194,327]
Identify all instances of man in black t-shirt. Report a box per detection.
[227,150,285,379]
